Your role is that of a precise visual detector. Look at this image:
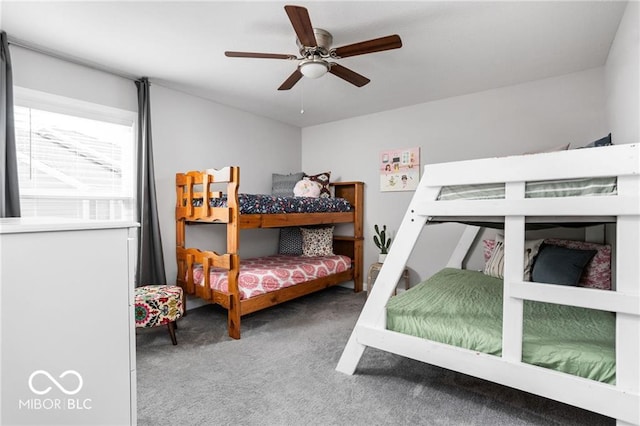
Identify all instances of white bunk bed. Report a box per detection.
[337,143,640,425]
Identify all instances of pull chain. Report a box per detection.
[300,79,305,114]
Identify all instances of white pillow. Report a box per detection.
[484,235,543,280]
[293,179,321,198]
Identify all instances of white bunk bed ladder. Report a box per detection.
[502,182,526,363]
[337,144,640,426]
[615,174,640,422]
[336,182,438,369]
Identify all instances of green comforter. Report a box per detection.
[386,268,616,384]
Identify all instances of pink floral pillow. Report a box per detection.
[483,239,496,263]
[543,238,611,290]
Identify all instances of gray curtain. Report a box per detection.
[0,31,21,218]
[135,77,166,285]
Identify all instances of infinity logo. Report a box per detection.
[28,370,83,395]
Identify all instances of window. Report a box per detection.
[14,88,136,221]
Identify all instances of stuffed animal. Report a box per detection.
[293,179,321,198]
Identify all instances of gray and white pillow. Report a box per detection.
[272,172,304,197]
[484,235,543,281]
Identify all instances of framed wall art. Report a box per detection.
[379,147,420,192]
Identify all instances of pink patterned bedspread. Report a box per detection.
[192,255,352,299]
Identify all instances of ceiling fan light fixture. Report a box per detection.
[226,5,403,90]
[299,58,329,79]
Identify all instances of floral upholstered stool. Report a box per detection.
[134,285,184,345]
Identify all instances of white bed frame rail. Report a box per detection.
[337,144,640,425]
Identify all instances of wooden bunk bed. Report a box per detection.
[176,167,364,339]
[337,144,639,425]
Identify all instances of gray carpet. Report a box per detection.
[136,287,613,425]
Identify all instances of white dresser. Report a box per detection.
[0,218,138,425]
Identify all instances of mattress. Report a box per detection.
[386,268,615,384]
[192,194,352,214]
[193,254,351,299]
[437,177,617,201]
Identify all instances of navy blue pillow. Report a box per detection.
[581,133,612,148]
[531,244,597,286]
[278,227,303,255]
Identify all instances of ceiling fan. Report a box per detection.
[225,5,402,90]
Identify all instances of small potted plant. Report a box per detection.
[373,224,392,263]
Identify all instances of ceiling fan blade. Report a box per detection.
[328,63,370,87]
[333,34,402,58]
[225,51,296,60]
[278,69,304,90]
[284,5,317,47]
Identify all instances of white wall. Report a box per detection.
[301,68,609,284]
[603,0,639,268]
[10,46,302,285]
[605,0,639,144]
[150,85,301,283]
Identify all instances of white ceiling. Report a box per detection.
[1,1,628,128]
